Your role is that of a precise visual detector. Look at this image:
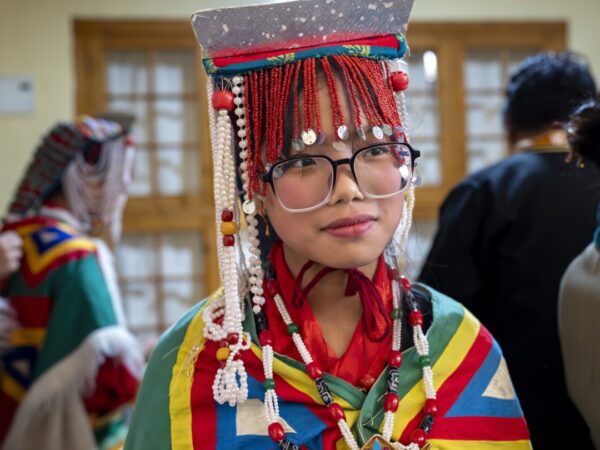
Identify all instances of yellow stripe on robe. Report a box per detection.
[10,327,46,347]
[428,439,532,449]
[250,344,361,425]
[169,289,222,450]
[1,373,27,401]
[390,307,481,438]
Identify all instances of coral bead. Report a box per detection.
[360,374,376,390]
[212,90,235,111]
[387,266,400,281]
[268,422,285,442]
[400,276,412,290]
[216,347,230,361]
[306,362,323,380]
[221,209,234,222]
[409,310,423,327]
[424,399,438,416]
[226,332,239,345]
[388,350,403,368]
[328,402,346,421]
[384,393,399,412]
[391,71,409,91]
[410,428,427,446]
[223,235,235,247]
[221,221,238,236]
[259,330,274,346]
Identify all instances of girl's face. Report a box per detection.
[264,80,405,270]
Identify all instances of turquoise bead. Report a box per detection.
[286,323,299,335]
[418,355,431,367]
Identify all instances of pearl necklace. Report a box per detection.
[255,265,437,450]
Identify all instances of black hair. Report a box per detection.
[567,96,600,168]
[504,52,597,134]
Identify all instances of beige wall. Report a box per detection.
[1,0,599,211]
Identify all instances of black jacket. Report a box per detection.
[420,150,600,449]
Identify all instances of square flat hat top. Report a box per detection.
[191,0,414,75]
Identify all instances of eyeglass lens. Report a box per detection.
[271,143,413,211]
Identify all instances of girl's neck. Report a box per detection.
[282,242,379,307]
[281,242,379,357]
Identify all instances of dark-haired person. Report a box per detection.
[419,52,600,448]
[559,98,600,449]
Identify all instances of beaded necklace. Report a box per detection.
[253,262,437,450]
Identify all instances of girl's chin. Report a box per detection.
[310,245,384,270]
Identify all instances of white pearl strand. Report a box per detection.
[386,59,414,256]
[231,75,266,317]
[382,280,403,440]
[271,279,436,450]
[207,80,226,283]
[207,80,249,406]
[230,74,278,425]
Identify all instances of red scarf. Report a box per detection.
[263,242,393,389]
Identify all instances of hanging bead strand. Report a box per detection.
[207,81,249,407]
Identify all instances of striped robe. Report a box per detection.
[125,285,531,450]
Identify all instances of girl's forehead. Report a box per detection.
[283,134,397,159]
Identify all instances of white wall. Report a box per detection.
[1,0,599,211]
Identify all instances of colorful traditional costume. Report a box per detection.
[0,117,144,450]
[125,1,531,449]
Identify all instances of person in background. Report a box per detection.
[559,97,600,449]
[0,115,144,450]
[419,52,600,449]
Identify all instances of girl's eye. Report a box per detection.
[291,158,316,167]
[365,146,390,157]
[273,157,316,177]
[365,147,390,158]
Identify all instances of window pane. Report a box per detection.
[154,50,197,95]
[163,281,204,324]
[117,231,206,336]
[122,282,158,328]
[160,232,203,278]
[465,50,503,90]
[415,141,441,187]
[406,49,441,187]
[154,99,198,144]
[106,50,148,95]
[106,98,148,145]
[117,234,155,278]
[467,140,505,173]
[466,94,504,137]
[105,48,201,201]
[464,49,539,174]
[157,148,200,195]
[128,146,152,197]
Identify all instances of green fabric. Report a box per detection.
[33,254,118,378]
[356,284,465,443]
[124,301,205,450]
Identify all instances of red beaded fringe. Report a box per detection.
[242,57,402,198]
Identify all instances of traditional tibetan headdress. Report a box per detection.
[191,0,417,427]
[6,114,135,235]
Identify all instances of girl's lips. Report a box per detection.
[322,215,376,238]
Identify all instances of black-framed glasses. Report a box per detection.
[262,142,420,212]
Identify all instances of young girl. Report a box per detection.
[125,1,531,449]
